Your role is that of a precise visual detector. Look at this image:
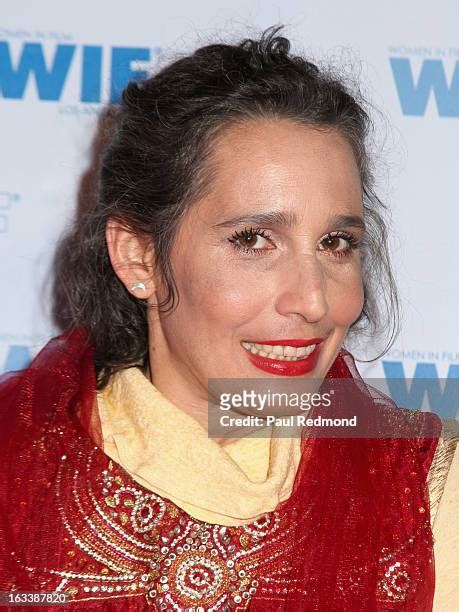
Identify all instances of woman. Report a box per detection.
[0,26,457,611]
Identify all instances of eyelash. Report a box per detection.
[228,226,361,259]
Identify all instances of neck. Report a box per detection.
[147,364,280,447]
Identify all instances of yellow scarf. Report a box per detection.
[97,367,302,526]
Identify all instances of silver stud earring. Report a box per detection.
[131,282,146,292]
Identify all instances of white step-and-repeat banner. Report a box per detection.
[1,1,458,419]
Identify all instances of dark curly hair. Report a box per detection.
[53,25,400,388]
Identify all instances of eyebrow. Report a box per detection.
[213,210,365,231]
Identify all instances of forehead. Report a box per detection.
[199,118,363,222]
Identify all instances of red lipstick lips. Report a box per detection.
[242,338,323,376]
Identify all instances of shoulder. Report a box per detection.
[427,418,459,527]
[427,419,459,610]
[393,406,458,524]
[0,328,96,445]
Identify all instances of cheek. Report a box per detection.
[327,267,364,327]
[172,255,266,330]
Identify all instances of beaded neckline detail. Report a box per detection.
[48,444,301,609]
[8,431,431,610]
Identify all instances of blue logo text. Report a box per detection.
[0,41,160,103]
[390,57,459,117]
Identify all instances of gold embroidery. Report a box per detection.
[9,438,435,609]
[50,449,299,608]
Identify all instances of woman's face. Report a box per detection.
[147,119,365,407]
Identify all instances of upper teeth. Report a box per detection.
[241,342,317,361]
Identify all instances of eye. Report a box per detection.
[318,231,360,258]
[228,227,275,256]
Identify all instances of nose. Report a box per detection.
[274,255,329,324]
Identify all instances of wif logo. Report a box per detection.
[383,360,459,419]
[0,41,161,103]
[390,57,459,117]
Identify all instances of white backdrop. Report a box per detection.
[1,1,458,418]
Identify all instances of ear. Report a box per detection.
[106,218,157,300]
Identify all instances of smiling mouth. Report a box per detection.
[241,341,317,361]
